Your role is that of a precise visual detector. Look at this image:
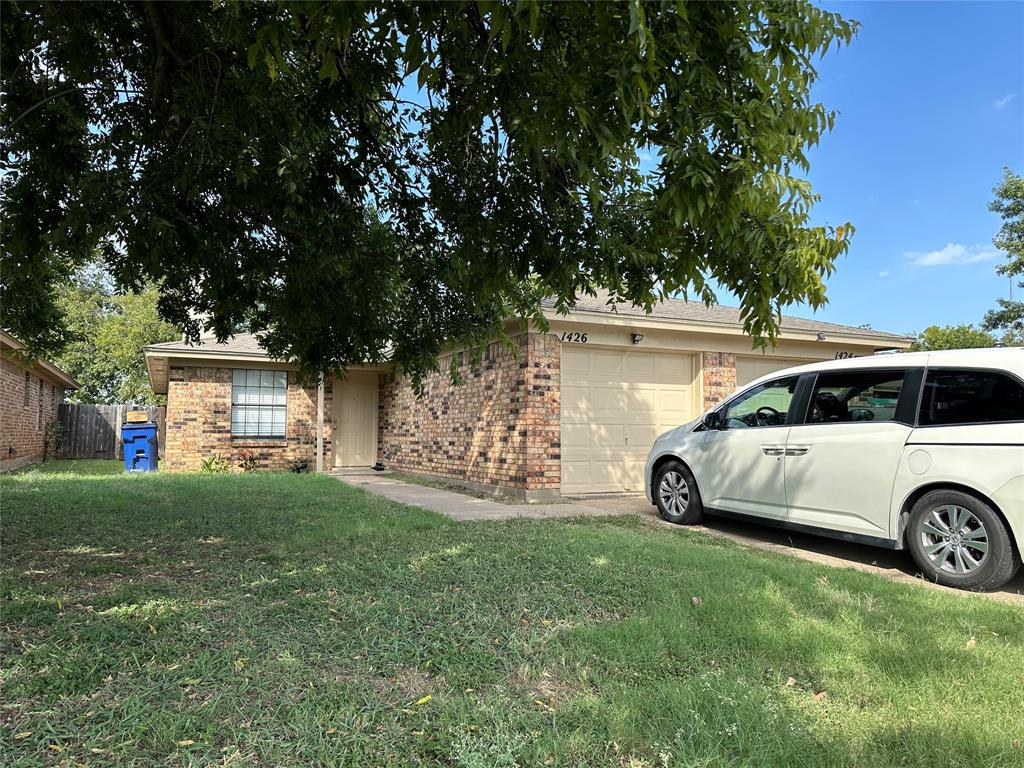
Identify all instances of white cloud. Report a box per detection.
[878,270,890,278]
[905,242,1001,267]
[993,93,1016,109]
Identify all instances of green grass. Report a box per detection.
[10,458,124,476]
[2,462,1023,767]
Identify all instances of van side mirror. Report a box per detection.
[702,411,722,430]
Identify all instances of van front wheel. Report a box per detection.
[654,461,704,525]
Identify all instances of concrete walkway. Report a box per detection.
[333,471,624,521]
[334,471,1024,604]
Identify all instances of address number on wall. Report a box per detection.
[834,351,858,359]
[560,331,589,343]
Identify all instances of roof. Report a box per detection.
[0,331,80,389]
[145,333,270,358]
[541,291,912,343]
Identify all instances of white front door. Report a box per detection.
[784,368,912,539]
[333,373,378,467]
[700,376,799,520]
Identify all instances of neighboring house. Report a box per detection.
[1,331,79,471]
[144,292,912,498]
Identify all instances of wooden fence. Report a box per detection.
[57,404,166,460]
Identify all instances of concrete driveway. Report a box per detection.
[335,472,1024,605]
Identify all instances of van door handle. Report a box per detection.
[785,446,811,457]
[761,445,785,456]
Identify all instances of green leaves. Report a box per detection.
[2,1,858,382]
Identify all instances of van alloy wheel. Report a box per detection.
[920,504,989,575]
[658,471,689,517]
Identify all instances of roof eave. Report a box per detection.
[543,308,913,347]
[1,330,80,389]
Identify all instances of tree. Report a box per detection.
[910,324,997,352]
[1,1,857,382]
[55,267,180,404]
[983,168,1024,338]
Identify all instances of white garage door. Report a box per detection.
[561,347,694,495]
[735,356,809,388]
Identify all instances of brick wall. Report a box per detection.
[378,333,561,499]
[1,356,66,471]
[162,366,332,472]
[701,352,737,411]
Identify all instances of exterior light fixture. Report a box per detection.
[631,333,644,345]
[816,332,827,342]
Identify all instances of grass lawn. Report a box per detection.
[2,462,1022,767]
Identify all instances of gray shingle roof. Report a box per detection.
[145,333,270,356]
[145,292,910,359]
[542,291,911,342]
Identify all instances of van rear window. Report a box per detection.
[918,370,1024,426]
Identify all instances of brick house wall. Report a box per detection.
[378,333,561,500]
[162,366,332,472]
[701,352,737,411]
[1,356,66,471]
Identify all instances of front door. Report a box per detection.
[784,368,912,539]
[700,376,799,521]
[333,373,378,467]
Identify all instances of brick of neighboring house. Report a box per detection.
[1,356,66,471]
[162,366,332,472]
[378,332,561,500]
[701,352,737,411]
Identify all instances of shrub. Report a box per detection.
[237,450,259,473]
[201,453,230,473]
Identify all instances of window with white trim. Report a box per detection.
[231,369,287,438]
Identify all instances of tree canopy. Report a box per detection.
[983,168,1024,338]
[54,264,179,405]
[2,1,856,381]
[910,324,999,352]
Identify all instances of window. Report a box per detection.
[807,369,908,424]
[24,371,30,407]
[37,379,44,430]
[231,369,288,438]
[722,376,798,429]
[918,369,1024,426]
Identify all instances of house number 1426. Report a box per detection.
[560,331,588,343]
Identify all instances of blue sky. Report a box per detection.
[774,0,1024,336]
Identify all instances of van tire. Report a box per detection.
[654,461,704,525]
[907,490,1020,591]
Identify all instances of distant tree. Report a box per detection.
[983,168,1024,338]
[910,324,997,352]
[1,1,858,383]
[55,267,179,405]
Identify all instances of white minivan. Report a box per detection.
[644,348,1024,590]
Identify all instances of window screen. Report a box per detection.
[24,371,30,406]
[231,369,288,438]
[918,370,1024,426]
[37,379,44,430]
[808,370,908,423]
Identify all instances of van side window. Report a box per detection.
[918,370,1024,426]
[807,370,908,424]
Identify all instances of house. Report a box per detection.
[143,293,912,498]
[1,331,80,471]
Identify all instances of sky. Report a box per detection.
[772,0,1024,336]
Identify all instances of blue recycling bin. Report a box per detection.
[122,422,159,472]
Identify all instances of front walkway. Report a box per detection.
[333,471,631,521]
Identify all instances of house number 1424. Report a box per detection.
[560,331,588,343]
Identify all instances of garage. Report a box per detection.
[736,355,809,388]
[560,346,695,494]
